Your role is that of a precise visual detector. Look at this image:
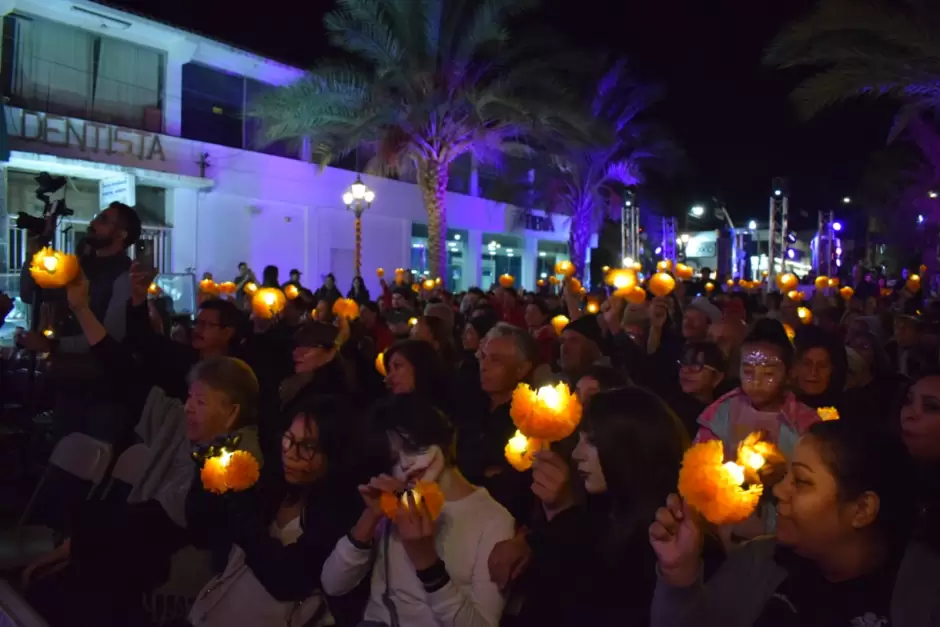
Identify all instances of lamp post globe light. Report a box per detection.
[343,174,375,278]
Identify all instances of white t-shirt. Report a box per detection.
[321,487,515,627]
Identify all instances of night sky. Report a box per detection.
[102,0,897,228]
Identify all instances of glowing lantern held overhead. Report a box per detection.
[786,290,804,302]
[499,274,515,288]
[422,279,435,291]
[814,276,830,291]
[828,277,840,287]
[586,300,599,314]
[332,298,360,320]
[29,248,79,289]
[624,286,646,304]
[554,260,575,277]
[797,306,813,325]
[649,272,676,298]
[375,352,387,377]
[783,324,796,342]
[704,282,714,294]
[394,268,405,284]
[776,273,798,293]
[251,288,287,319]
[726,279,734,288]
[839,286,854,301]
[510,382,582,443]
[284,284,300,300]
[607,269,636,297]
[656,259,673,273]
[550,315,569,335]
[243,281,258,296]
[907,274,922,292]
[199,279,219,296]
[218,281,237,296]
[537,279,545,287]
[376,268,385,278]
[675,263,694,280]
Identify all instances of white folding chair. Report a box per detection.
[0,433,112,570]
[100,443,151,499]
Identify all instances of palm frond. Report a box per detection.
[325,0,404,69]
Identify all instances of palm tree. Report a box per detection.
[764,0,940,138]
[545,61,678,278]
[252,0,584,283]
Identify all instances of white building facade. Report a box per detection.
[0,0,573,324]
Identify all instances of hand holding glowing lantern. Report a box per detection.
[550,315,569,335]
[201,449,261,495]
[499,274,515,288]
[510,382,582,444]
[379,480,445,521]
[251,288,287,319]
[607,269,636,297]
[29,248,79,289]
[817,406,840,421]
[555,260,575,277]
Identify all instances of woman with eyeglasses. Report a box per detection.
[668,342,727,437]
[184,396,368,627]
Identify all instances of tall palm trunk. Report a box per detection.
[354,212,363,278]
[418,160,450,284]
[568,204,593,280]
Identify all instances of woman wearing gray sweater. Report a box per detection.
[649,421,940,627]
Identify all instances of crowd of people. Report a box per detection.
[1,207,939,626]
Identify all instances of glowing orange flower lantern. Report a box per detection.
[705,282,715,294]
[586,300,600,314]
[555,260,575,277]
[243,281,258,296]
[332,298,360,320]
[633,262,642,271]
[510,382,582,443]
[284,284,300,300]
[218,281,237,296]
[920,264,928,275]
[828,277,840,287]
[537,279,546,287]
[817,407,839,422]
[625,286,646,304]
[726,279,734,288]
[839,286,854,301]
[907,274,922,292]
[199,279,219,296]
[148,282,162,296]
[29,248,79,289]
[379,481,445,520]
[376,267,385,278]
[411,283,420,294]
[394,268,405,285]
[602,265,610,273]
[504,430,538,471]
[568,277,583,294]
[422,279,435,291]
[607,269,637,297]
[678,439,762,525]
[786,290,804,302]
[551,315,569,335]
[797,306,813,325]
[375,352,387,377]
[783,324,796,342]
[814,276,830,291]
[649,272,676,298]
[43,329,55,339]
[201,450,261,495]
[408,317,418,327]
[548,276,559,286]
[880,288,893,298]
[776,273,798,293]
[251,288,287,319]
[657,260,673,273]
[499,274,515,288]
[675,263,694,280]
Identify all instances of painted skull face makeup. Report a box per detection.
[741,349,784,368]
[389,431,445,484]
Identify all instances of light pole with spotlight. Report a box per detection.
[342,175,375,278]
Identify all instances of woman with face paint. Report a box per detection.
[321,394,515,627]
[497,387,689,627]
[180,395,366,627]
[694,319,819,543]
[650,422,940,627]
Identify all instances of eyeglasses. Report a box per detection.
[194,319,222,330]
[282,432,321,461]
[677,360,719,374]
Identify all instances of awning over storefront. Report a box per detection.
[5,150,213,190]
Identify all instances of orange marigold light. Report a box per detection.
[705,281,715,293]
[408,317,418,327]
[148,282,161,296]
[783,324,796,342]
[840,286,854,301]
[797,306,813,324]
[29,248,79,289]
[657,259,673,273]
[625,285,646,304]
[828,277,840,287]
[218,281,237,296]
[568,277,583,293]
[555,260,575,277]
[379,481,445,520]
[537,279,545,287]
[375,352,387,377]
[607,269,637,297]
[920,264,928,275]
[814,276,830,291]
[395,268,405,285]
[817,406,840,422]
[880,287,893,298]
[907,275,921,292]
[284,284,300,300]
[251,288,287,319]
[504,430,541,472]
[586,301,599,314]
[376,267,385,278]
[649,272,676,298]
[200,279,219,295]
[411,283,420,293]
[675,263,694,280]
[776,273,798,293]
[787,290,804,302]
[200,449,261,495]
[726,279,735,287]
[678,439,763,526]
[332,298,360,320]
[243,281,258,296]
[499,274,515,288]
[551,315,569,335]
[510,382,582,443]
[548,276,559,285]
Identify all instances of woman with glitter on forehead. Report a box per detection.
[693,319,819,544]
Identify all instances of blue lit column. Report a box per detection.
[466,229,482,287]
[521,236,538,291]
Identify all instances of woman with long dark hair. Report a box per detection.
[347,276,371,305]
[411,315,457,369]
[506,387,689,627]
[383,339,453,415]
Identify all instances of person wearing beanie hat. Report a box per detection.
[682,297,721,342]
[560,315,609,384]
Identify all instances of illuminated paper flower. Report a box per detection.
[907,274,921,292]
[218,281,237,296]
[551,315,569,335]
[548,276,559,286]
[555,260,575,277]
[814,276,830,291]
[880,288,893,298]
[332,298,360,320]
[675,264,694,280]
[42,329,55,339]
[705,282,715,293]
[817,406,840,422]
[395,268,405,285]
[148,282,162,296]
[251,288,287,319]
[678,440,763,526]
[829,277,840,287]
[510,382,582,442]
[787,290,805,302]
[200,449,261,495]
[537,279,545,287]
[243,282,258,296]
[200,279,219,296]
[408,317,418,327]
[776,273,798,292]
[499,274,515,288]
[602,265,610,273]
[422,279,435,291]
[783,324,796,342]
[797,306,813,324]
[649,272,676,298]
[504,430,542,472]
[568,277,583,293]
[736,432,782,484]
[607,269,637,296]
[839,286,854,301]
[284,284,300,300]
[657,260,673,273]
[411,283,420,293]
[377,268,385,278]
[586,299,599,314]
[379,481,445,521]
[633,262,643,271]
[375,351,387,377]
[625,286,646,304]
[726,279,734,288]
[29,247,79,289]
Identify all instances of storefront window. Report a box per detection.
[536,241,569,284]
[410,224,468,291]
[481,233,523,288]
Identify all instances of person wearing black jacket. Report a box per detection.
[185,395,369,627]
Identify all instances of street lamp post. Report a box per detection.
[342,174,375,278]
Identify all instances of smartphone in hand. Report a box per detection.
[135,240,155,272]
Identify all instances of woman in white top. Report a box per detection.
[185,395,365,627]
[321,393,515,627]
